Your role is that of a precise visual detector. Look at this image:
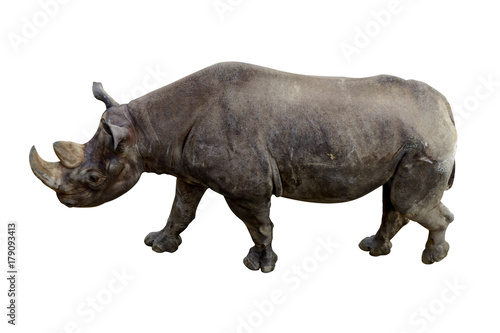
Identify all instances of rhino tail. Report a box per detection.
[447,161,455,190]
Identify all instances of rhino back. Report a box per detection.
[133,63,456,202]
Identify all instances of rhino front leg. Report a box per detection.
[225,197,278,273]
[145,178,207,253]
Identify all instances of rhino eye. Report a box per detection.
[85,171,106,189]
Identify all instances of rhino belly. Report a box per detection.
[276,149,401,203]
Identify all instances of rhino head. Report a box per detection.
[29,83,143,207]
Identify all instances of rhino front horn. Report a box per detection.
[53,141,85,168]
[29,146,63,191]
[92,82,118,108]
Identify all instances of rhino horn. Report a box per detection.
[92,82,118,108]
[29,146,63,191]
[53,141,85,168]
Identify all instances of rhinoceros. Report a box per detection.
[29,62,456,272]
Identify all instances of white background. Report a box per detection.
[1,0,499,332]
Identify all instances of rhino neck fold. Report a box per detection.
[127,83,202,177]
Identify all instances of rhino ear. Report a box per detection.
[93,82,118,108]
[101,119,129,150]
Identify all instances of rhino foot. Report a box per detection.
[359,235,392,256]
[144,230,182,253]
[243,245,278,273]
[422,241,449,264]
[144,230,162,246]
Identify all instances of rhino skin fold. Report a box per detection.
[29,62,457,273]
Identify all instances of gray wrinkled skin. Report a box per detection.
[30,62,457,272]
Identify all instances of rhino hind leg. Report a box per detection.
[144,178,207,253]
[417,203,454,264]
[225,197,278,273]
[389,153,455,264]
[359,181,410,256]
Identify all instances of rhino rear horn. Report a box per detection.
[53,141,85,168]
[92,82,118,108]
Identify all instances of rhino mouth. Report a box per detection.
[60,199,78,208]
[57,191,90,208]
